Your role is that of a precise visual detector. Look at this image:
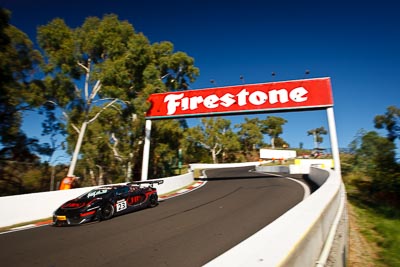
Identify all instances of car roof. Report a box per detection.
[95,184,145,191]
[95,185,126,190]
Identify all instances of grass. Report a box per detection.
[347,192,400,266]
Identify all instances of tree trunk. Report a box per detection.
[211,149,218,163]
[67,120,88,177]
[89,169,97,186]
[313,133,318,148]
[97,165,104,185]
[126,153,133,182]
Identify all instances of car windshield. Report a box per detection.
[81,188,113,199]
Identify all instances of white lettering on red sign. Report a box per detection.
[164,87,308,115]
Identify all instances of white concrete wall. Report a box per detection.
[189,162,261,171]
[256,165,290,173]
[0,186,99,228]
[289,158,335,174]
[150,172,194,195]
[260,149,297,159]
[0,172,194,228]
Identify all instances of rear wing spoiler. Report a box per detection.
[127,180,164,187]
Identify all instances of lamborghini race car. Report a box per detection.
[53,180,163,226]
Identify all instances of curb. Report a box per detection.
[158,181,206,200]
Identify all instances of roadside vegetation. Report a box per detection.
[341,106,400,266]
[346,197,400,266]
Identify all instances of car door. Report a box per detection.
[114,186,131,214]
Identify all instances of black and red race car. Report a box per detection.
[53,180,163,226]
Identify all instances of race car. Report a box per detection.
[53,180,163,226]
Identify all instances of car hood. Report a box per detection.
[61,198,102,209]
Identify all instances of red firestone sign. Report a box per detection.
[146,77,333,119]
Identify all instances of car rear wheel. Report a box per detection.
[100,203,115,220]
[148,194,158,208]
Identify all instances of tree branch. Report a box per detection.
[77,61,89,73]
[45,100,80,134]
[88,80,102,101]
[110,133,123,162]
[215,143,223,156]
[87,98,119,124]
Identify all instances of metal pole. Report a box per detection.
[326,107,341,173]
[141,120,152,181]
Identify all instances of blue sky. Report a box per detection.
[2,0,400,159]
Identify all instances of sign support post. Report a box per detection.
[326,107,341,173]
[141,119,152,181]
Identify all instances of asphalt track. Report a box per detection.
[0,166,306,267]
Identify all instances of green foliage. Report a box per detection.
[0,9,202,193]
[0,9,51,195]
[236,117,264,158]
[148,120,184,179]
[347,195,400,266]
[260,116,287,149]
[374,106,400,143]
[0,8,43,144]
[36,13,199,183]
[347,130,400,201]
[307,126,327,148]
[273,137,290,148]
[185,117,240,163]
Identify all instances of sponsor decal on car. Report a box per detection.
[116,199,127,212]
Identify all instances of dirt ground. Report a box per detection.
[347,203,381,267]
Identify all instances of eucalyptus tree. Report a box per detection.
[149,120,185,179]
[351,131,400,197]
[0,8,47,195]
[76,105,128,185]
[307,126,328,149]
[235,117,264,158]
[374,105,400,143]
[0,8,43,149]
[260,116,287,149]
[273,137,289,149]
[37,14,199,182]
[186,117,240,163]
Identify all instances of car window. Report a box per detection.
[116,186,129,195]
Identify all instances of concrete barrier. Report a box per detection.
[189,162,261,171]
[290,159,335,174]
[0,172,194,228]
[256,165,290,173]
